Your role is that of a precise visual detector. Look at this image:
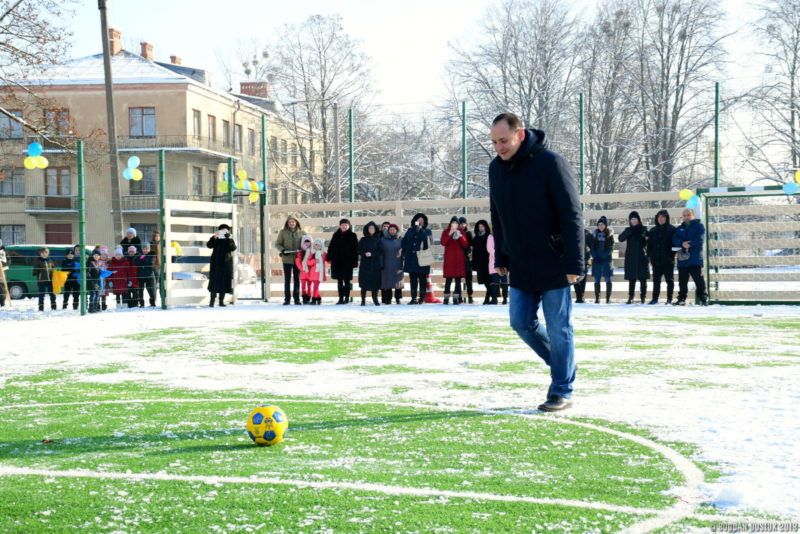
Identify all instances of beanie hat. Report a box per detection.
[218,223,231,231]
[388,223,400,232]
[126,227,137,237]
[458,216,468,225]
[127,246,137,253]
[65,248,74,255]
[100,246,109,256]
[141,241,150,248]
[339,218,351,226]
[114,247,123,255]
[597,216,608,227]
[628,211,641,223]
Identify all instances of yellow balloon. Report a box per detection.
[795,169,800,184]
[217,181,229,193]
[132,168,143,181]
[23,156,36,170]
[248,192,259,203]
[237,169,247,180]
[235,180,246,190]
[35,155,49,169]
[679,189,693,201]
[249,180,258,191]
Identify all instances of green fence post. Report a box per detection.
[713,82,720,290]
[77,140,87,316]
[260,114,268,302]
[461,100,467,215]
[348,108,354,217]
[159,149,167,309]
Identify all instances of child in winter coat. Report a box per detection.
[61,249,80,310]
[295,235,314,304]
[486,232,509,305]
[125,245,141,307]
[107,247,131,308]
[303,238,327,305]
[590,216,615,303]
[88,250,102,313]
[440,216,469,305]
[32,247,56,311]
[358,221,383,306]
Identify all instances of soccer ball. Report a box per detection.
[245,404,289,446]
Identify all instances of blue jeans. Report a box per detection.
[509,286,576,398]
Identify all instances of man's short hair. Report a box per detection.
[39,247,48,253]
[683,208,695,215]
[492,112,523,131]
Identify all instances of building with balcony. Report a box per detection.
[0,29,317,257]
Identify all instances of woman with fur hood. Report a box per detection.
[327,218,359,304]
[300,237,327,305]
[401,213,432,304]
[380,223,404,304]
[295,235,314,304]
[358,221,383,306]
[590,216,615,303]
[440,215,469,305]
[619,210,650,304]
[646,209,676,304]
[470,220,492,304]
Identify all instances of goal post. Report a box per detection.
[698,185,800,305]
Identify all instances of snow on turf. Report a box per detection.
[1,302,799,520]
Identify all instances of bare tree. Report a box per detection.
[630,0,727,191]
[579,2,643,193]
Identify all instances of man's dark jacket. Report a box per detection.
[489,129,585,293]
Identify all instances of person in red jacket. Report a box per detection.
[440,216,469,305]
[107,247,131,308]
[295,235,314,304]
[305,238,327,305]
[125,246,141,307]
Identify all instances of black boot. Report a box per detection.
[210,292,216,307]
[641,281,647,304]
[501,284,508,305]
[489,284,499,305]
[218,294,226,307]
[443,293,450,305]
[467,294,474,304]
[395,288,402,304]
[453,293,462,305]
[373,294,380,306]
[483,287,491,305]
[594,282,601,304]
[606,282,612,303]
[302,295,310,305]
[626,295,634,304]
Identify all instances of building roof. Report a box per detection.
[27,51,196,86]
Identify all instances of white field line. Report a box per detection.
[0,465,662,516]
[1,397,706,532]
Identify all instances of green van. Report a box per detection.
[3,245,93,300]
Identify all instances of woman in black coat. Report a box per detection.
[327,218,359,304]
[471,220,492,304]
[401,212,432,304]
[358,221,383,306]
[618,211,650,304]
[207,223,237,307]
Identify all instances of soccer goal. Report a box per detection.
[699,185,800,305]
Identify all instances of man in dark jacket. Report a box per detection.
[672,208,708,305]
[647,209,676,304]
[489,113,584,412]
[32,247,57,311]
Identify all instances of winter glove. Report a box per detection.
[127,281,132,287]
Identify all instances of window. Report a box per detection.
[208,115,217,141]
[0,224,25,245]
[292,189,299,204]
[270,136,278,159]
[129,107,156,137]
[0,110,23,139]
[45,223,72,245]
[208,170,217,194]
[280,140,288,165]
[281,188,288,204]
[0,167,24,196]
[45,167,71,196]
[234,124,242,152]
[291,143,298,167]
[45,109,70,135]
[271,188,278,205]
[192,109,201,138]
[192,167,203,196]
[132,223,157,241]
[222,120,230,147]
[248,129,256,155]
[130,166,157,195]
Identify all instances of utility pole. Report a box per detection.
[98,0,123,239]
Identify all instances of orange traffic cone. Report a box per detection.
[424,273,442,303]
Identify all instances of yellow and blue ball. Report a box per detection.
[245,404,288,446]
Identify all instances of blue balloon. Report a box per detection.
[123,168,134,180]
[127,156,140,169]
[783,182,799,195]
[28,142,43,157]
[257,181,265,191]
[686,195,700,210]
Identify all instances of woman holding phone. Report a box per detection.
[207,223,237,307]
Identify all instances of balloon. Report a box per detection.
[248,192,259,203]
[35,155,49,169]
[235,180,246,190]
[783,182,799,195]
[127,156,140,169]
[217,181,229,193]
[679,189,693,201]
[686,195,700,210]
[249,180,258,191]
[123,168,134,180]
[28,142,43,157]
[24,156,36,170]
[132,169,143,181]
[237,169,247,180]
[795,169,800,184]
[257,181,265,191]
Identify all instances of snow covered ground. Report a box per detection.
[1,301,798,522]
